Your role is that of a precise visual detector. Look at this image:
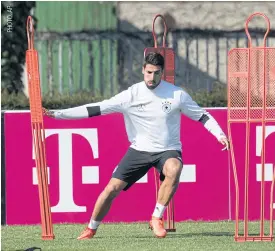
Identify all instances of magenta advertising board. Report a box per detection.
[4,109,275,225]
[229,122,275,220]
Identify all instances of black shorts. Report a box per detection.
[112,147,183,191]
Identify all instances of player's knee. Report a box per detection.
[164,158,182,181]
[104,183,123,199]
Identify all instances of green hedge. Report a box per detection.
[186,82,227,107]
[1,83,228,110]
[1,89,105,110]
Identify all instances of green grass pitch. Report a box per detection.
[1,221,275,251]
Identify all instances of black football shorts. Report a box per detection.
[112,147,183,191]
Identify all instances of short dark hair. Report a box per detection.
[143,52,164,70]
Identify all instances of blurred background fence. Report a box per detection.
[35,29,275,96]
[2,1,275,98]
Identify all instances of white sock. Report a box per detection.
[88,219,101,230]
[152,203,167,218]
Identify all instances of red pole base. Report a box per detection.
[42,234,55,240]
[235,236,274,242]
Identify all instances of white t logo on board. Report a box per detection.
[256,125,275,209]
[32,129,99,213]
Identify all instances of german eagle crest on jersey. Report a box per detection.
[162,100,172,113]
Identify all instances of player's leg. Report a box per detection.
[157,156,182,207]
[78,147,151,240]
[77,177,127,240]
[90,177,127,221]
[149,151,183,238]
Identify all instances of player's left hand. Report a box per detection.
[219,136,230,151]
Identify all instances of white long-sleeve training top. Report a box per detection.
[54,80,225,152]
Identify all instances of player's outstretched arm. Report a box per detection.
[42,88,132,120]
[42,104,99,120]
[198,113,230,150]
[180,91,230,150]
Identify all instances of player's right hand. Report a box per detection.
[42,107,55,118]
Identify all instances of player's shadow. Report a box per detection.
[165,231,233,238]
[133,231,233,239]
[15,247,42,251]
